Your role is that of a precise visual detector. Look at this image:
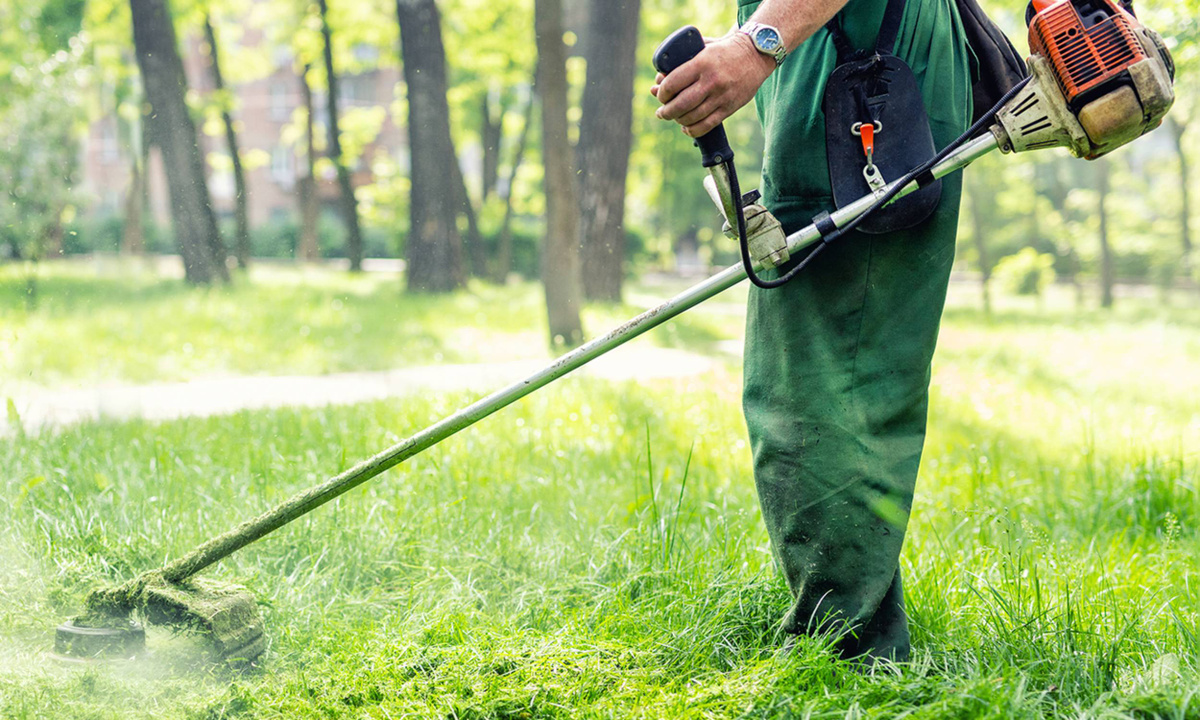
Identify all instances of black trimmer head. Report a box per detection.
[53,618,146,661]
[55,573,265,663]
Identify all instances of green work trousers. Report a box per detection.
[736,0,973,660]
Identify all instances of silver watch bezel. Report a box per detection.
[740,22,787,66]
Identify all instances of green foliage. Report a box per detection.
[629,0,765,265]
[61,217,167,255]
[994,247,1057,297]
[0,4,87,264]
[34,0,86,52]
[239,212,394,260]
[7,0,1199,292]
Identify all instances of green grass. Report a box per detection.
[1,264,1199,717]
[0,260,736,390]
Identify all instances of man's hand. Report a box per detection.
[651,31,776,138]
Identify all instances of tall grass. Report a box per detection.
[1,268,1198,717]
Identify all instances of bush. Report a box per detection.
[62,217,174,255]
[57,212,398,260]
[994,247,1057,297]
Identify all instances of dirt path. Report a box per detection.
[6,347,721,436]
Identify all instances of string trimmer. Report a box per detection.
[57,0,1174,661]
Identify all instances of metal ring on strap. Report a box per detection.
[850,121,883,136]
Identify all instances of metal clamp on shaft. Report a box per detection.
[703,167,788,268]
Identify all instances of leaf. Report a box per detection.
[5,398,21,431]
[15,475,45,508]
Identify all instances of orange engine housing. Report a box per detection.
[1028,0,1146,109]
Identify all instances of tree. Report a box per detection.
[534,0,584,347]
[433,0,535,279]
[121,102,148,256]
[480,92,502,203]
[494,85,536,282]
[966,173,995,314]
[1096,158,1115,308]
[396,0,466,292]
[1144,0,1200,284]
[317,0,364,272]
[203,12,250,270]
[129,0,229,284]
[296,64,321,262]
[0,33,83,307]
[577,0,640,302]
[1166,115,1193,283]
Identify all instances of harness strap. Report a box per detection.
[824,0,906,62]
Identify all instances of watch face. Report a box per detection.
[754,27,782,53]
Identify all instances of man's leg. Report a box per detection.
[742,186,961,661]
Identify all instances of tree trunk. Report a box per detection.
[577,0,640,303]
[968,179,992,315]
[1169,116,1192,281]
[495,85,535,283]
[452,158,486,278]
[481,91,503,204]
[43,212,65,259]
[120,98,146,255]
[122,104,146,256]
[535,0,584,347]
[397,0,465,292]
[204,15,250,270]
[1097,159,1114,308]
[297,64,321,262]
[129,0,228,284]
[317,0,364,272]
[122,155,145,255]
[1038,157,1083,310]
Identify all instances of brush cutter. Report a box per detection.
[57,0,1174,662]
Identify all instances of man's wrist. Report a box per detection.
[732,32,777,78]
[739,21,788,66]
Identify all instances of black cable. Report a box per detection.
[736,75,1032,290]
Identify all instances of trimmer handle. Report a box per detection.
[653,26,734,168]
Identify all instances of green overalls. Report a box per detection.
[735,0,973,660]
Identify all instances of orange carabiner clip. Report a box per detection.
[860,121,875,165]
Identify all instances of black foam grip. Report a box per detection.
[812,211,839,241]
[653,26,734,168]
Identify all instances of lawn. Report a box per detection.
[0,260,735,391]
[1,262,1198,718]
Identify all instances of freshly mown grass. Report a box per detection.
[1,265,1198,717]
[0,260,735,390]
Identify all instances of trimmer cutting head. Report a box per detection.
[56,573,265,663]
[53,618,146,661]
[140,577,266,662]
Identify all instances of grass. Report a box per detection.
[0,259,736,390]
[1,262,1199,717]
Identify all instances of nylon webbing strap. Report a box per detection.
[824,0,906,61]
[875,0,905,55]
[824,16,856,60]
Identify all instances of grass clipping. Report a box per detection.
[82,572,266,661]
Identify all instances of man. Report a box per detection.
[653,0,972,661]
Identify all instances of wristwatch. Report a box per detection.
[740,22,787,66]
